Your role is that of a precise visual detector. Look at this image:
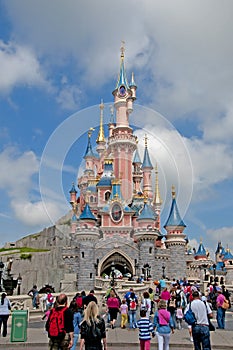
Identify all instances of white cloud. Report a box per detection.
[0,41,49,94]
[206,227,233,253]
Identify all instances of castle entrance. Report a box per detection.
[100,252,133,279]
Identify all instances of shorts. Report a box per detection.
[49,333,70,350]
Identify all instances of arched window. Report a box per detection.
[105,191,111,201]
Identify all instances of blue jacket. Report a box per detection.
[153,310,174,334]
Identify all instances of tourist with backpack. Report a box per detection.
[106,289,120,329]
[153,299,174,350]
[128,292,138,328]
[46,293,74,350]
[141,291,151,318]
[80,301,107,350]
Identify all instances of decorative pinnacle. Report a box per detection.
[153,164,162,206]
[144,134,148,148]
[96,99,105,143]
[88,127,95,138]
[120,40,125,59]
[172,185,176,199]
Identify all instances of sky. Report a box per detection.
[0,0,233,258]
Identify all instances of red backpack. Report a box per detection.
[46,306,67,339]
[76,296,83,309]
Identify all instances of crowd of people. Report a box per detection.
[19,279,231,350]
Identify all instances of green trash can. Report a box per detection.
[11,309,28,342]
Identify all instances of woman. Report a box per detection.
[69,300,83,350]
[0,293,11,337]
[106,289,120,329]
[153,299,174,350]
[141,291,151,318]
[80,301,107,350]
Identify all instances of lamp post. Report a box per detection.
[212,263,217,282]
[17,273,22,295]
[162,264,165,279]
[0,259,4,292]
[202,264,208,281]
[111,261,115,287]
[123,263,127,277]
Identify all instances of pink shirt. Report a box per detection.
[107,297,120,309]
[216,293,225,307]
[120,304,128,314]
[160,290,171,301]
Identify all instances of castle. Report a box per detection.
[4,46,233,293]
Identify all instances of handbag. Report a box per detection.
[222,299,230,310]
[208,319,215,331]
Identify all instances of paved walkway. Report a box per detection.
[0,312,232,349]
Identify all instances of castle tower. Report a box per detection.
[76,201,99,290]
[109,43,137,202]
[142,135,153,199]
[152,164,162,230]
[164,186,187,279]
[96,100,106,157]
[134,199,159,280]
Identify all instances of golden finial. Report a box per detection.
[120,40,125,59]
[88,127,95,138]
[172,185,176,199]
[153,164,162,206]
[200,237,202,243]
[96,99,105,143]
[144,134,148,148]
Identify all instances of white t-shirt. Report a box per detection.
[184,299,211,325]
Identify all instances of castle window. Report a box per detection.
[90,273,92,279]
[82,252,84,258]
[105,191,111,201]
[149,247,152,254]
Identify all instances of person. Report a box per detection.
[153,299,174,350]
[119,298,128,329]
[148,288,155,315]
[83,290,98,307]
[128,291,138,328]
[167,288,177,329]
[106,289,120,329]
[216,286,226,329]
[134,308,155,350]
[80,301,107,350]
[160,288,171,303]
[28,285,39,309]
[176,306,183,330]
[46,293,74,350]
[141,291,151,318]
[69,300,83,350]
[184,291,212,350]
[0,293,11,337]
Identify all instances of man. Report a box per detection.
[28,285,39,309]
[83,290,98,307]
[184,291,212,350]
[216,286,226,329]
[46,293,74,350]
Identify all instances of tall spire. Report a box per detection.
[164,185,186,228]
[142,134,153,169]
[84,128,95,158]
[115,41,129,89]
[153,164,162,206]
[96,99,105,143]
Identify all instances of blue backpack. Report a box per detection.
[184,303,196,326]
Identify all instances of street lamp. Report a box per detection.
[17,273,22,295]
[212,263,217,281]
[162,264,166,279]
[110,262,115,287]
[0,259,4,292]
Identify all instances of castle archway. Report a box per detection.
[99,251,134,279]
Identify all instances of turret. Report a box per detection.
[142,135,153,199]
[132,145,143,194]
[152,164,162,230]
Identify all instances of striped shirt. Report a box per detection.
[134,317,154,340]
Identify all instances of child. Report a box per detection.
[176,306,183,329]
[134,309,155,350]
[120,299,128,329]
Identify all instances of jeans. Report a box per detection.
[192,325,211,350]
[129,310,137,328]
[70,333,79,350]
[0,315,9,337]
[217,307,225,329]
[156,331,171,350]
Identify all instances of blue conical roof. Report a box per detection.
[79,203,96,221]
[137,203,156,221]
[142,146,153,169]
[116,51,129,90]
[69,183,77,193]
[84,132,96,158]
[164,195,186,228]
[223,249,233,260]
[195,242,207,257]
[133,149,142,164]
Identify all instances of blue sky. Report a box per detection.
[0,0,233,258]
